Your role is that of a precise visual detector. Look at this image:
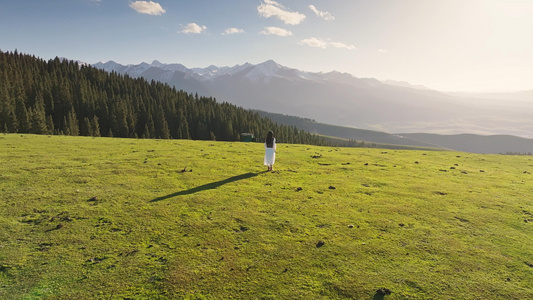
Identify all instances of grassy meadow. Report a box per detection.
[1,134,533,299]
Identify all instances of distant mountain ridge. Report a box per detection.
[401,133,533,154]
[92,60,533,139]
[256,110,533,154]
[94,59,363,86]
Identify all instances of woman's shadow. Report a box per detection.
[150,171,268,202]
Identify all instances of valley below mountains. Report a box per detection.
[93,59,533,153]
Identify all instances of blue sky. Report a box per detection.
[1,0,532,92]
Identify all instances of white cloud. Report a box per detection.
[379,49,388,53]
[129,1,166,15]
[309,5,334,21]
[299,37,328,48]
[260,26,293,36]
[300,37,356,50]
[329,41,356,50]
[222,28,245,35]
[257,0,306,25]
[180,23,207,34]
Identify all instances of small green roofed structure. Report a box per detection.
[240,133,255,142]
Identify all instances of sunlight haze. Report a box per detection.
[1,0,531,92]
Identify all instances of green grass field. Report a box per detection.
[1,134,533,299]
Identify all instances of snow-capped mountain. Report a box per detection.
[93,59,342,84]
[91,60,533,137]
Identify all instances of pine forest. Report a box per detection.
[0,50,327,145]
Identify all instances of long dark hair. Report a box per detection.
[266,131,274,148]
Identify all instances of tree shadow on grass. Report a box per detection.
[150,171,268,202]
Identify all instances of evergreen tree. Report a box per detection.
[155,105,170,139]
[146,115,156,138]
[46,115,55,134]
[30,92,48,134]
[65,109,79,136]
[15,96,30,133]
[0,98,18,133]
[80,117,92,136]
[91,115,101,137]
[177,111,190,139]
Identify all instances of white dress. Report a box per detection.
[264,138,276,166]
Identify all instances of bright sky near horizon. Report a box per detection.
[1,0,532,92]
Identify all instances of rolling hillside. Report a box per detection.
[2,134,533,299]
[256,110,444,150]
[401,133,533,154]
[257,110,533,154]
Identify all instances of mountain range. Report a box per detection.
[92,59,533,153]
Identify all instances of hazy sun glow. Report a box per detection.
[0,0,531,92]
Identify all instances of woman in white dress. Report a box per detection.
[264,131,276,171]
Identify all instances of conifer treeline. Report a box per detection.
[0,50,327,145]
